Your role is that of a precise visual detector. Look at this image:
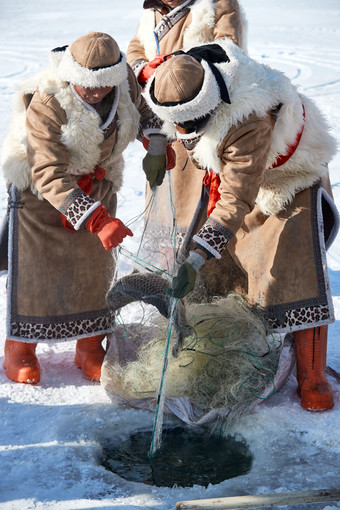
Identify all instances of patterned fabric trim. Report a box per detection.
[7,185,115,343]
[263,304,331,333]
[154,6,190,43]
[193,217,234,259]
[262,183,335,333]
[180,135,202,151]
[59,189,100,230]
[9,309,115,342]
[141,110,163,133]
[132,59,148,74]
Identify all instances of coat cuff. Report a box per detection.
[59,189,101,230]
[142,111,163,138]
[193,217,234,259]
[132,59,148,78]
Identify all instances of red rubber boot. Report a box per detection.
[74,335,106,381]
[4,339,40,384]
[293,325,334,411]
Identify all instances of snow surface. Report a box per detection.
[0,1,340,509]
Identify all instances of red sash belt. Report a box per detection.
[269,104,305,169]
[202,170,221,216]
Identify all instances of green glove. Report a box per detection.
[171,262,197,298]
[142,134,167,188]
[169,250,206,299]
[142,153,166,188]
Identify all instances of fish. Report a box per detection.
[106,272,192,357]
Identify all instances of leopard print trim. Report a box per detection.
[193,217,234,259]
[9,309,115,342]
[264,303,332,333]
[59,189,100,230]
[262,184,335,332]
[142,111,163,135]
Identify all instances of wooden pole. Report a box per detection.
[176,488,340,509]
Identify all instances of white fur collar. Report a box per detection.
[71,85,120,131]
[137,0,247,60]
[1,67,140,196]
[159,39,337,215]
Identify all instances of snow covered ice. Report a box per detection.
[0,1,340,509]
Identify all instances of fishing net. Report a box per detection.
[102,174,296,427]
[102,295,295,426]
[115,172,182,279]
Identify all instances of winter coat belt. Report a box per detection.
[269,104,305,169]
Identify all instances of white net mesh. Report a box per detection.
[103,173,295,430]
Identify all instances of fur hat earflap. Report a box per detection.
[144,43,231,125]
[49,32,127,88]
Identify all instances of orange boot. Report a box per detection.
[74,335,106,381]
[293,325,334,411]
[3,339,40,384]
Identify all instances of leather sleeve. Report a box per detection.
[26,92,100,229]
[194,113,275,258]
[126,27,149,69]
[26,91,79,210]
[127,65,163,137]
[213,0,244,47]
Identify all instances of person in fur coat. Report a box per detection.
[143,40,340,411]
[1,32,167,384]
[127,0,248,247]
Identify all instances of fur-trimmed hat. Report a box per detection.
[144,44,231,125]
[143,0,166,8]
[49,32,127,88]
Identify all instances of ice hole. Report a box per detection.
[100,425,253,487]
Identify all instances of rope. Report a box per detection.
[149,297,178,460]
[115,173,181,457]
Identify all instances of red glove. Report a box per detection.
[138,54,168,85]
[86,205,133,250]
[142,136,176,170]
[166,144,176,170]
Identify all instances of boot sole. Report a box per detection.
[301,399,334,411]
[4,362,40,384]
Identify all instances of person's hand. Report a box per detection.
[86,205,133,250]
[168,251,206,299]
[142,134,167,188]
[142,136,176,171]
[142,154,166,188]
[138,54,168,85]
[95,217,133,250]
[170,262,198,299]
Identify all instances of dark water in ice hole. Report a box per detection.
[100,426,253,487]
